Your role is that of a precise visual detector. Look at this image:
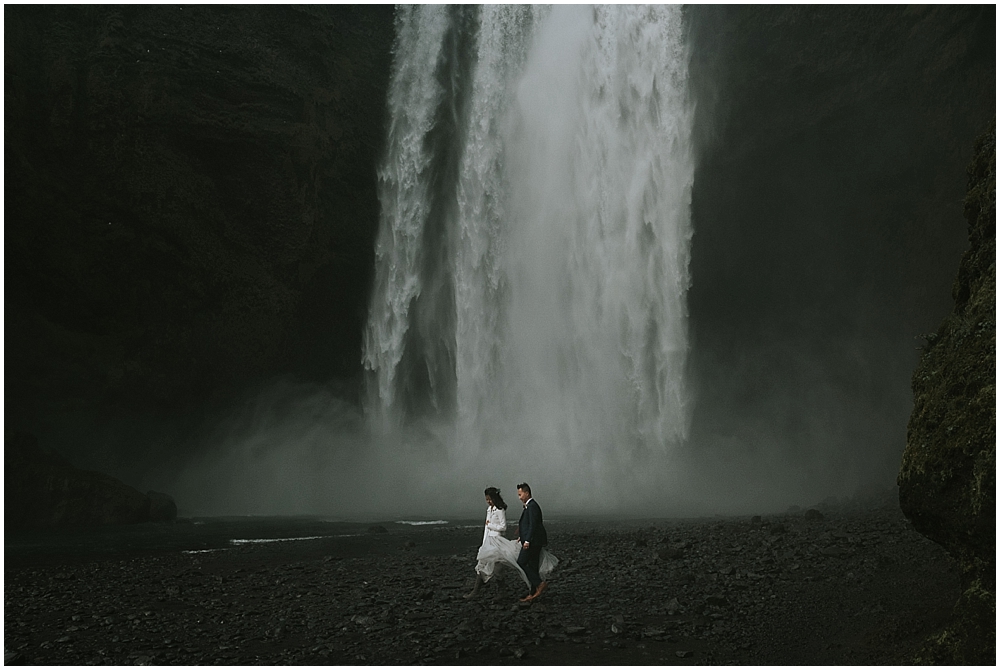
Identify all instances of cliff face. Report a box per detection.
[899,128,995,664]
[5,6,395,428]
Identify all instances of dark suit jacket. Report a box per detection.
[518,499,547,547]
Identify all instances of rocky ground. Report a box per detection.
[4,493,959,666]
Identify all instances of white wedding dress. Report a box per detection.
[475,505,558,589]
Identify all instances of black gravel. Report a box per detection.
[4,493,959,665]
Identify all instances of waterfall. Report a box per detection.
[364,5,694,499]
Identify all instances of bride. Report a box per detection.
[465,486,557,598]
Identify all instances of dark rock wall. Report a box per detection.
[899,128,995,664]
[5,6,395,430]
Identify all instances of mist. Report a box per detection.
[164,378,765,519]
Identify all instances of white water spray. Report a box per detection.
[364,5,695,508]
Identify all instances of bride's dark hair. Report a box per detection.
[484,487,507,510]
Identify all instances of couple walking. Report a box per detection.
[465,483,557,602]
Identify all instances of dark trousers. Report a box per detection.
[517,543,542,591]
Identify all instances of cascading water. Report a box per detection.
[364,5,695,508]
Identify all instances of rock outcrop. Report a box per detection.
[5,431,154,528]
[147,490,178,522]
[898,126,995,664]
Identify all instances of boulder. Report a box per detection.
[147,491,178,522]
[5,431,150,528]
[898,127,995,665]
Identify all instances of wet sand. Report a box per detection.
[4,496,958,665]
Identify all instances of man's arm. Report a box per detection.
[530,503,543,542]
[522,502,540,546]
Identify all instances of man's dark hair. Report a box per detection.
[517,482,531,496]
[484,487,507,510]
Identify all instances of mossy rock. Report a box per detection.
[898,124,995,664]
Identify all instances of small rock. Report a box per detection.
[657,547,684,560]
[676,650,693,658]
[751,515,762,524]
[564,626,587,636]
[804,509,824,521]
[367,525,388,534]
[770,523,787,535]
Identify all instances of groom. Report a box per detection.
[515,482,548,602]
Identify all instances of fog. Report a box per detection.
[165,379,775,519]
